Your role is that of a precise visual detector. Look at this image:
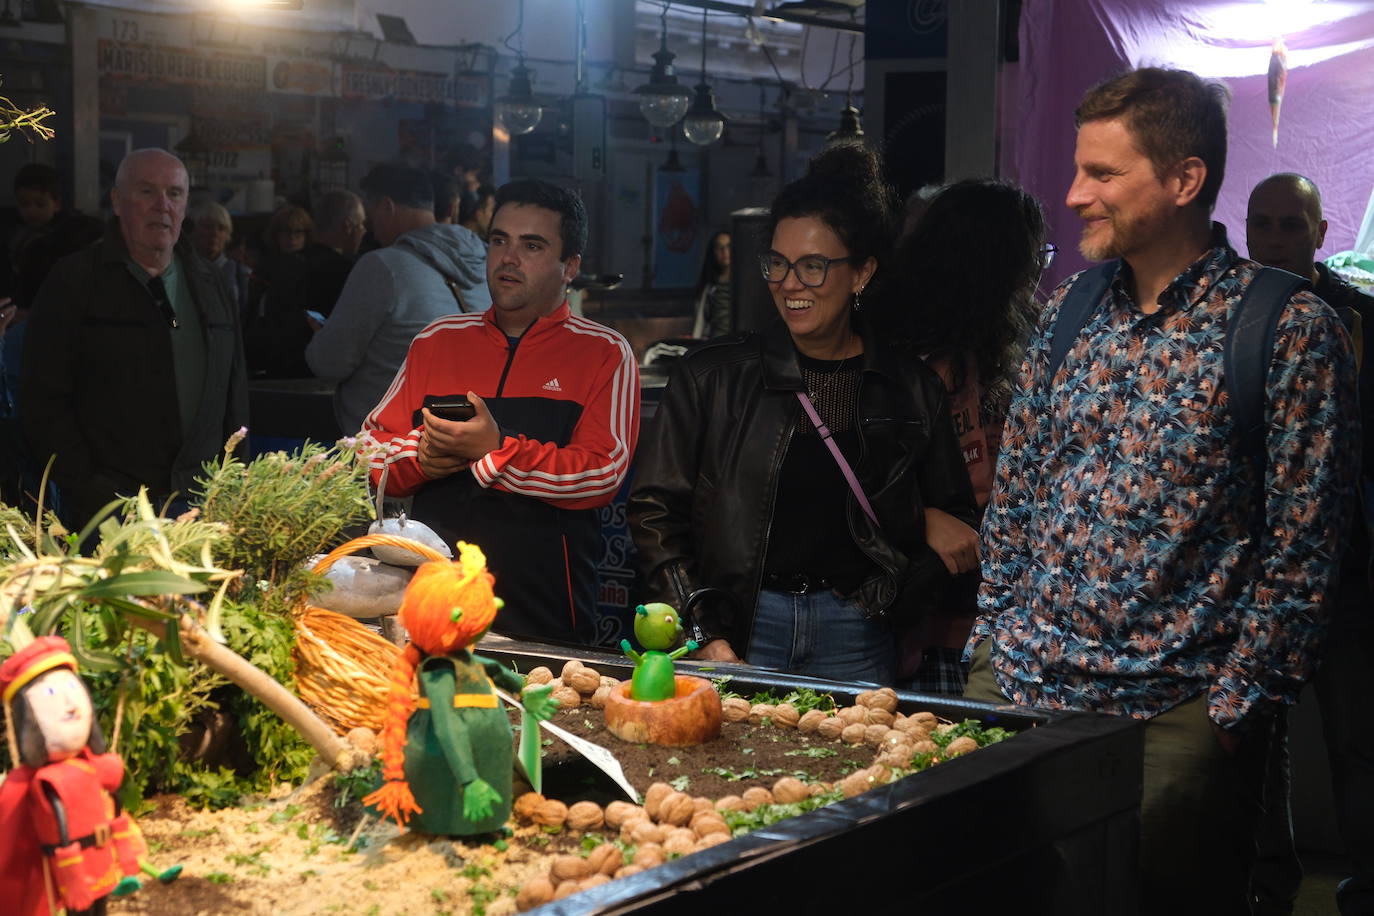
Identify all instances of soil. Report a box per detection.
[103,672,964,915]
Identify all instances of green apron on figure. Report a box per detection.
[400,650,525,836]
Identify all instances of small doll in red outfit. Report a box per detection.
[0,636,180,916]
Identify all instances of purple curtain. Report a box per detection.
[1008,0,1374,289]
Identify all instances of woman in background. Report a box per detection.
[891,178,1049,693]
[691,229,733,339]
[631,144,975,685]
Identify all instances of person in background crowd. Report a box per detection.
[359,179,638,646]
[21,149,247,529]
[189,199,252,316]
[889,178,1047,694]
[303,188,365,319]
[1246,171,1374,916]
[243,205,319,377]
[691,230,732,339]
[459,184,497,242]
[630,142,975,684]
[307,163,491,437]
[432,171,463,225]
[966,68,1359,913]
[899,183,944,241]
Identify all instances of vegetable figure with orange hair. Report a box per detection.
[363,543,557,835]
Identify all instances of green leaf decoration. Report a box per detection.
[77,571,209,600]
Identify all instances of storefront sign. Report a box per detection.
[98,39,267,91]
[98,12,193,50]
[340,66,488,108]
[268,56,336,97]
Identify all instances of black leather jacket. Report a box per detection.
[629,318,977,656]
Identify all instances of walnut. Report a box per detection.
[865,707,894,727]
[566,800,605,831]
[911,738,939,756]
[634,843,666,869]
[771,703,800,728]
[880,731,910,751]
[578,874,611,892]
[840,770,873,798]
[863,724,892,748]
[513,791,545,823]
[809,782,832,797]
[748,703,777,725]
[587,842,623,876]
[604,801,643,830]
[854,689,877,707]
[696,832,732,850]
[841,723,868,744]
[550,685,581,709]
[876,747,913,769]
[531,799,568,828]
[550,854,592,883]
[946,736,979,757]
[630,820,667,846]
[545,677,563,691]
[525,666,554,686]
[891,712,908,728]
[620,816,651,845]
[568,668,602,696]
[908,711,938,730]
[600,675,619,690]
[797,709,828,734]
[589,685,613,709]
[658,791,695,826]
[714,795,745,812]
[691,813,730,839]
[721,697,751,723]
[643,782,674,820]
[896,717,931,739]
[935,721,957,737]
[771,777,809,804]
[615,864,645,879]
[516,877,555,911]
[869,687,899,714]
[837,706,867,726]
[816,717,845,740]
[345,726,377,755]
[692,796,714,813]
[741,787,774,810]
[560,659,585,682]
[553,881,581,901]
[664,829,698,856]
[865,764,891,785]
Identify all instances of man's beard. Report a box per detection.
[1077,208,1157,262]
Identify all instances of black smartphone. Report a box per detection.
[428,398,476,421]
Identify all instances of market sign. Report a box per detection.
[98,39,267,91]
[268,56,336,97]
[340,65,488,108]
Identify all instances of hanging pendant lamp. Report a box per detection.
[681,7,726,146]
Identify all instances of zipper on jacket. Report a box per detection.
[495,332,524,396]
[848,375,907,613]
[744,406,798,657]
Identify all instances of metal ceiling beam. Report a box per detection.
[663,0,864,34]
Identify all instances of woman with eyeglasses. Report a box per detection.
[888,178,1049,694]
[629,143,976,684]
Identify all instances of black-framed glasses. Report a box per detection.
[1039,243,1058,271]
[760,251,851,288]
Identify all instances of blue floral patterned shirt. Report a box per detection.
[968,227,1360,730]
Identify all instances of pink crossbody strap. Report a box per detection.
[795,391,880,528]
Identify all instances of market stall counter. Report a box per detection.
[479,636,1144,916]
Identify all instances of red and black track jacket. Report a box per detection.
[360,302,640,644]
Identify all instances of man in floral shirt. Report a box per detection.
[964,68,1360,912]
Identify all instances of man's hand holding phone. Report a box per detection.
[419,392,502,479]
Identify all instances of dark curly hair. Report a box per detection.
[894,178,1046,398]
[768,141,898,289]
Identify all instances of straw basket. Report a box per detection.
[293,533,447,734]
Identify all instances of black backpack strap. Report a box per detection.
[1047,261,1120,385]
[1225,267,1310,477]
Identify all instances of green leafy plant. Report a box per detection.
[194,439,373,586]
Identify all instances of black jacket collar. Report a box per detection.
[759,314,904,391]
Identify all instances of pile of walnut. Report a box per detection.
[525,659,619,710]
[512,786,741,910]
[719,685,979,793]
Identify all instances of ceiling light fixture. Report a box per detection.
[494,0,543,136]
[682,7,727,146]
[635,2,692,128]
[826,31,864,144]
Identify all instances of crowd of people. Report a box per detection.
[0,63,1370,914]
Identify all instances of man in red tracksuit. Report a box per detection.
[361,179,639,645]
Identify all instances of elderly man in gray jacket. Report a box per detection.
[306,163,490,436]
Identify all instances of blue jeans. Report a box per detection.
[746,588,895,685]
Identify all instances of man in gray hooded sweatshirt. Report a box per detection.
[306,162,491,435]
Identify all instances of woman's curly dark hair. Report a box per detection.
[768,141,899,297]
[893,178,1047,397]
